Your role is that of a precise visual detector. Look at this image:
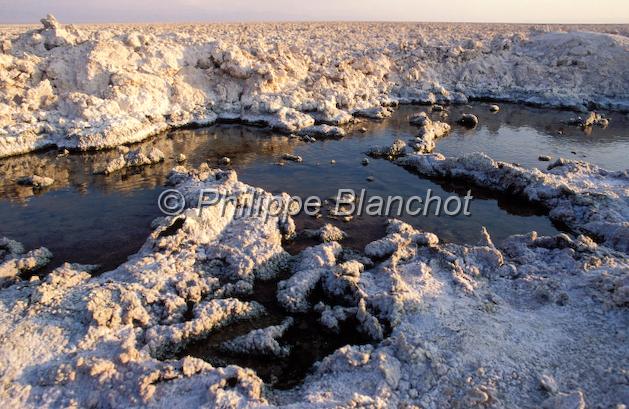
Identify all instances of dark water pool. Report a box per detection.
[435,103,629,171]
[0,103,627,272]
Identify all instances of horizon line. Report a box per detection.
[1,19,628,26]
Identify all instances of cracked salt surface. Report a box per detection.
[1,103,626,397]
[177,273,378,389]
[1,17,628,408]
[0,103,610,272]
[1,160,626,407]
[0,16,629,409]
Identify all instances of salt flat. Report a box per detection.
[0,15,628,409]
[1,16,627,157]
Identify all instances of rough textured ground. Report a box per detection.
[1,16,628,158]
[391,148,629,254]
[0,16,628,409]
[0,163,627,408]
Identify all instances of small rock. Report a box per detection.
[458,113,479,128]
[101,155,126,175]
[489,104,500,112]
[366,176,375,182]
[219,157,231,165]
[432,104,444,112]
[146,147,165,164]
[328,191,356,204]
[282,154,303,163]
[539,155,552,161]
[358,127,368,133]
[367,139,407,158]
[300,124,346,138]
[177,153,187,163]
[362,158,369,166]
[596,118,609,127]
[330,160,336,165]
[17,175,54,188]
[354,106,392,120]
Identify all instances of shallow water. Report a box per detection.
[436,103,629,171]
[0,102,627,272]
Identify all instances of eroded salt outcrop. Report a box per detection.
[1,18,628,158]
[220,317,294,358]
[296,218,627,408]
[388,149,629,253]
[96,146,165,174]
[0,164,627,407]
[408,111,451,153]
[0,237,52,285]
[303,223,347,243]
[0,167,294,407]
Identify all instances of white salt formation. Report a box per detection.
[0,15,628,409]
[1,17,628,158]
[0,162,626,407]
[409,111,451,153]
[394,151,629,252]
[220,318,294,358]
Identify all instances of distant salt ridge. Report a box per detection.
[0,15,628,158]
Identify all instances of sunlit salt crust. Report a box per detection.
[0,15,628,409]
[1,162,627,408]
[0,15,628,158]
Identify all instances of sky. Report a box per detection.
[1,0,628,24]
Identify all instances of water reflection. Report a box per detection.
[436,103,629,170]
[0,103,626,272]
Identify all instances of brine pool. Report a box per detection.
[1,102,628,273]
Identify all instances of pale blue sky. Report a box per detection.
[1,0,628,24]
